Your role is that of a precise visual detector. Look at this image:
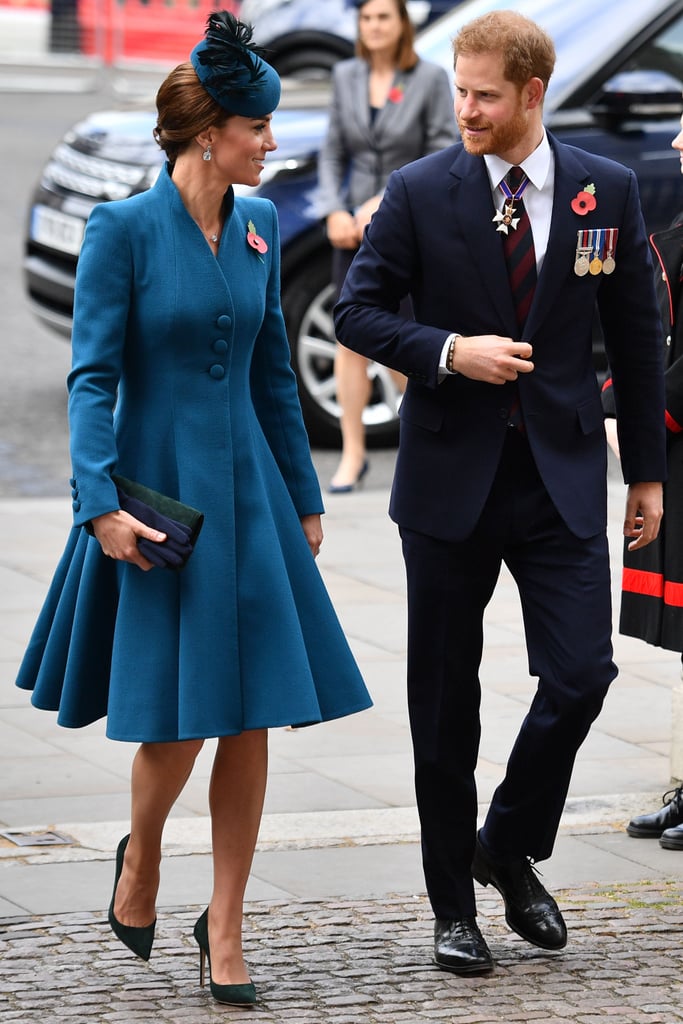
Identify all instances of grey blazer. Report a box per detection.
[316,56,457,218]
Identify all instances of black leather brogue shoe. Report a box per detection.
[472,835,567,950]
[627,786,683,838]
[433,917,494,975]
[659,821,683,850]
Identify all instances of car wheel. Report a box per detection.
[275,46,346,81]
[282,251,401,449]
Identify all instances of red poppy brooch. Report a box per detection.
[388,84,404,104]
[247,219,268,263]
[571,183,597,216]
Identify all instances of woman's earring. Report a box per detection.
[203,145,212,162]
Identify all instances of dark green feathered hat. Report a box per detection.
[190,11,281,116]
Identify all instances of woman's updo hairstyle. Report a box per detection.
[154,63,229,164]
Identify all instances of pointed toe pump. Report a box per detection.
[108,834,156,961]
[328,459,369,494]
[193,908,257,1006]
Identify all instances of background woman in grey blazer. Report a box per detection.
[317,0,457,493]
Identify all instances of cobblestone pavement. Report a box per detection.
[2,883,682,1023]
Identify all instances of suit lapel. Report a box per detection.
[372,69,408,142]
[448,149,516,328]
[349,61,373,147]
[525,137,594,337]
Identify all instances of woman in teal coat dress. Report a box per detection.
[16,12,371,1006]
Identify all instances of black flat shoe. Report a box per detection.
[627,785,683,838]
[659,822,683,849]
[434,917,493,974]
[472,833,567,950]
[108,834,156,961]
[193,908,256,1006]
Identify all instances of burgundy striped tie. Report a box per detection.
[502,166,536,330]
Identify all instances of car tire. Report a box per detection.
[275,46,348,80]
[282,250,401,449]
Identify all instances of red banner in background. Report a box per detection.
[79,0,240,64]
[0,0,49,8]
[0,0,239,64]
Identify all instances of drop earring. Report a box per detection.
[203,145,212,162]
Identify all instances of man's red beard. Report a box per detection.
[458,105,528,157]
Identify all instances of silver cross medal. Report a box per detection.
[493,200,519,235]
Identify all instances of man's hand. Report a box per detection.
[92,509,166,571]
[450,335,534,383]
[623,481,663,551]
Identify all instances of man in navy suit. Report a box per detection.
[335,9,666,974]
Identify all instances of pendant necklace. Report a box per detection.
[492,172,530,234]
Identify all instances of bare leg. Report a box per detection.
[114,738,204,927]
[206,729,268,985]
[389,368,407,398]
[330,344,372,489]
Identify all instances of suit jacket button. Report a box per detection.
[209,364,225,379]
[213,339,228,354]
[217,314,232,329]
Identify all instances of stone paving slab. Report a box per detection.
[1,884,682,1023]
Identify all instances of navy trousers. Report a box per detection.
[400,429,617,920]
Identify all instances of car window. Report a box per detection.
[416,0,674,109]
[621,11,683,83]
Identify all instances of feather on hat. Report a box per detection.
[190,11,281,117]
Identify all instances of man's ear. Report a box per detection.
[525,77,545,111]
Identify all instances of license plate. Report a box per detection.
[31,204,85,256]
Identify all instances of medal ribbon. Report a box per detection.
[499,172,530,204]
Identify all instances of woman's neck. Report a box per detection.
[171,156,226,243]
[368,49,397,76]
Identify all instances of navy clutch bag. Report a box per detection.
[112,475,204,570]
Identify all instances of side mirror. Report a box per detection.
[589,69,683,125]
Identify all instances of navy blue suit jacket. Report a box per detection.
[335,133,667,541]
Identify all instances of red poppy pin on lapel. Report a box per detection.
[388,84,404,103]
[247,219,268,262]
[571,183,597,215]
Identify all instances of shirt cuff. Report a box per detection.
[438,333,459,381]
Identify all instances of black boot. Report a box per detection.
[626,785,683,838]
[660,822,683,850]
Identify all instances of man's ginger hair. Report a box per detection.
[453,10,556,92]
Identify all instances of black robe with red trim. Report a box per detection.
[603,217,683,652]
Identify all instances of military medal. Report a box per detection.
[602,228,617,274]
[588,228,603,275]
[577,249,593,274]
[493,171,530,234]
[574,230,592,276]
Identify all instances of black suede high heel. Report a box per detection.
[108,834,156,961]
[193,908,256,1006]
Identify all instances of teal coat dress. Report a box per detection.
[16,164,372,741]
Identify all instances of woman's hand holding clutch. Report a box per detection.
[91,508,167,571]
